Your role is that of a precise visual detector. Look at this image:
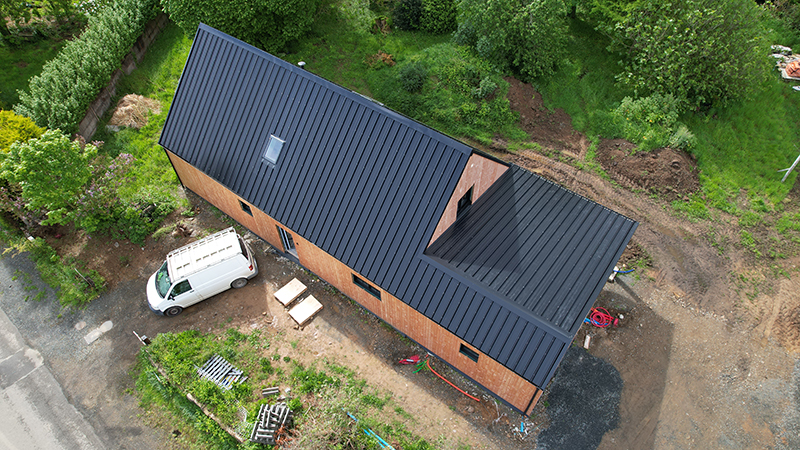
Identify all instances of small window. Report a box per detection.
[239,199,253,216]
[459,343,479,362]
[263,135,285,164]
[457,186,473,219]
[352,274,381,300]
[170,280,192,298]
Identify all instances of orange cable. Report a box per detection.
[426,360,480,402]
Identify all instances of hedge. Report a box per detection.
[14,0,159,134]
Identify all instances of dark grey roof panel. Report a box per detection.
[500,321,534,366]
[427,166,637,335]
[160,25,637,394]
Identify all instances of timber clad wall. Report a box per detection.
[428,153,509,246]
[168,149,542,413]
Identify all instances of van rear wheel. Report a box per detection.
[164,306,183,317]
[231,278,248,289]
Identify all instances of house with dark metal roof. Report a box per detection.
[159,24,638,415]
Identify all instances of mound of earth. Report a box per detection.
[594,141,701,202]
[107,94,161,132]
[503,77,701,202]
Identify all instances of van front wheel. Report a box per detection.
[164,306,183,317]
[231,278,248,289]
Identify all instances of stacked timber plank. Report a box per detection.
[249,403,294,445]
[197,354,247,390]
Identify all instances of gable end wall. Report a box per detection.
[428,153,508,247]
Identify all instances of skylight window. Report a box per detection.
[263,135,285,164]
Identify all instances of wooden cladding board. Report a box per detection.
[428,153,509,246]
[168,151,540,413]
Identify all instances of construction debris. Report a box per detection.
[249,403,294,445]
[197,354,247,390]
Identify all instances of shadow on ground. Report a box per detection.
[534,277,673,450]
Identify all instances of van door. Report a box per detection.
[169,280,202,307]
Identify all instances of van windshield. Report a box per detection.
[155,261,171,298]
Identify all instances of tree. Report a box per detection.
[0,111,43,153]
[456,0,569,80]
[0,130,97,226]
[610,0,768,109]
[0,0,34,37]
[160,0,321,54]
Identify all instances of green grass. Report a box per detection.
[91,22,191,199]
[686,77,800,208]
[0,37,68,109]
[538,19,633,136]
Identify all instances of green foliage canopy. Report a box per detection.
[610,0,769,109]
[0,130,97,225]
[15,0,159,133]
[455,0,568,79]
[0,111,43,153]
[160,0,321,54]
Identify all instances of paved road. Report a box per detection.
[0,248,170,450]
[0,274,105,449]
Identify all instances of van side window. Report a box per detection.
[171,280,192,297]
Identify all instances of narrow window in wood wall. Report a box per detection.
[457,186,473,219]
[459,343,479,362]
[352,274,381,300]
[239,199,253,216]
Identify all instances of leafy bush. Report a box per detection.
[161,0,321,54]
[110,186,178,244]
[0,110,43,152]
[0,130,97,227]
[15,0,159,133]
[608,0,768,109]
[393,0,422,30]
[397,60,428,92]
[456,0,568,79]
[610,93,695,151]
[420,0,456,34]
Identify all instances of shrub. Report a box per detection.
[0,110,43,153]
[456,0,568,79]
[161,0,321,54]
[0,130,97,227]
[397,60,428,92]
[610,93,694,151]
[393,0,422,30]
[608,0,768,109]
[15,0,159,133]
[420,0,456,34]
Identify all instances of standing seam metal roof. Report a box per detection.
[159,24,637,391]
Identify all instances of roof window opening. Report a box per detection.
[263,135,285,164]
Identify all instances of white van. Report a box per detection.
[146,227,258,316]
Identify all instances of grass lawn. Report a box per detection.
[0,38,68,109]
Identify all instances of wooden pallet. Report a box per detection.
[196,354,246,390]
[249,403,294,445]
